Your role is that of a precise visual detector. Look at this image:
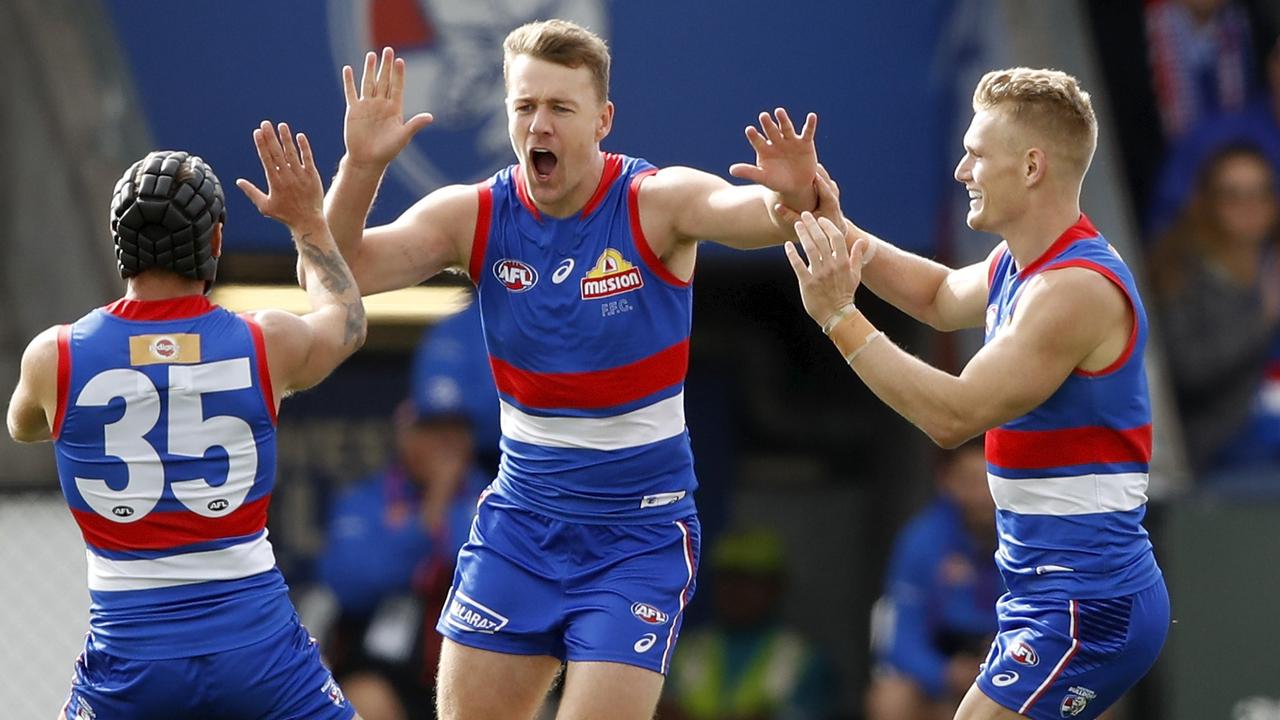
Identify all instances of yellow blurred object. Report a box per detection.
[209,284,471,324]
[711,528,786,574]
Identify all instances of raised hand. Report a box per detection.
[729,108,819,207]
[342,47,434,168]
[784,211,869,327]
[237,121,326,230]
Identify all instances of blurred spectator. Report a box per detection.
[317,307,496,720]
[865,441,1002,720]
[1149,33,1280,235]
[662,528,833,720]
[1145,0,1258,143]
[411,295,500,470]
[1149,142,1280,476]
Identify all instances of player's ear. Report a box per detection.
[211,223,224,259]
[1024,147,1047,187]
[596,100,614,143]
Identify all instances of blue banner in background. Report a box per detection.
[102,0,953,257]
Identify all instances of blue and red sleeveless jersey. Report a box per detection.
[52,295,293,660]
[469,152,697,523]
[983,215,1161,598]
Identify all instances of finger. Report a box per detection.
[728,163,765,184]
[297,132,316,172]
[815,173,839,208]
[743,125,769,155]
[258,120,285,169]
[252,127,277,179]
[819,216,846,259]
[360,51,377,98]
[815,162,834,186]
[235,178,269,210]
[800,112,818,141]
[849,236,869,266]
[278,122,298,168]
[759,111,783,145]
[773,202,802,225]
[799,212,826,261]
[342,65,357,106]
[776,107,797,138]
[784,241,810,277]
[375,47,394,98]
[390,57,406,104]
[795,218,822,265]
[403,112,435,141]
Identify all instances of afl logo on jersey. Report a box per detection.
[581,249,644,300]
[326,0,607,195]
[630,602,669,625]
[493,259,538,292]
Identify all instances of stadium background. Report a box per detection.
[1,0,1277,717]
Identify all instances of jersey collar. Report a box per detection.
[1018,213,1099,278]
[104,295,215,320]
[513,152,624,223]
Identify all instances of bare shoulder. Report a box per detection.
[244,308,307,345]
[638,166,723,207]
[1016,266,1128,339]
[23,324,61,364]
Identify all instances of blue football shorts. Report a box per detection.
[62,614,354,720]
[436,493,700,674]
[976,578,1169,719]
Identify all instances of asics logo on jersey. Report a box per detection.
[991,671,1019,687]
[630,602,669,625]
[493,259,539,292]
[581,249,644,300]
[634,633,658,653]
[444,590,509,634]
[1010,641,1039,666]
[552,258,575,284]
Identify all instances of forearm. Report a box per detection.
[294,221,368,352]
[318,156,388,278]
[856,232,958,329]
[828,312,980,447]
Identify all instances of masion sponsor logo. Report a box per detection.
[581,248,643,300]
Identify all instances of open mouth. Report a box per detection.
[530,148,558,181]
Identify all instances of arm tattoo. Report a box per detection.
[297,233,366,346]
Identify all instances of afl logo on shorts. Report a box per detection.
[630,602,669,625]
[494,259,538,292]
[327,0,607,195]
[1010,641,1039,666]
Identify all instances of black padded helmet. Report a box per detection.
[110,150,225,285]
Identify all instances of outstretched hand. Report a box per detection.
[342,47,434,167]
[237,121,326,231]
[784,211,868,327]
[729,108,818,208]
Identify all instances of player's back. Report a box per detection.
[53,295,292,660]
[984,215,1161,599]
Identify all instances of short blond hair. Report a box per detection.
[973,67,1098,178]
[503,19,610,103]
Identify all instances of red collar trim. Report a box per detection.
[513,152,622,222]
[104,295,215,320]
[1018,213,1099,278]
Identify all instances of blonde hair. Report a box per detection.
[973,67,1098,178]
[503,19,610,103]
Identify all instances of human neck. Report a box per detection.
[532,150,606,218]
[1002,193,1083,271]
[124,272,206,301]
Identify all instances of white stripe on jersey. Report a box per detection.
[987,472,1149,516]
[86,531,276,592]
[499,392,686,451]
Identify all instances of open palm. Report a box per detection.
[343,47,434,167]
[729,108,819,201]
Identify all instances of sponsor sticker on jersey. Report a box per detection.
[581,249,644,300]
[321,675,347,707]
[631,602,669,625]
[493,258,539,292]
[444,588,509,634]
[129,333,201,365]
